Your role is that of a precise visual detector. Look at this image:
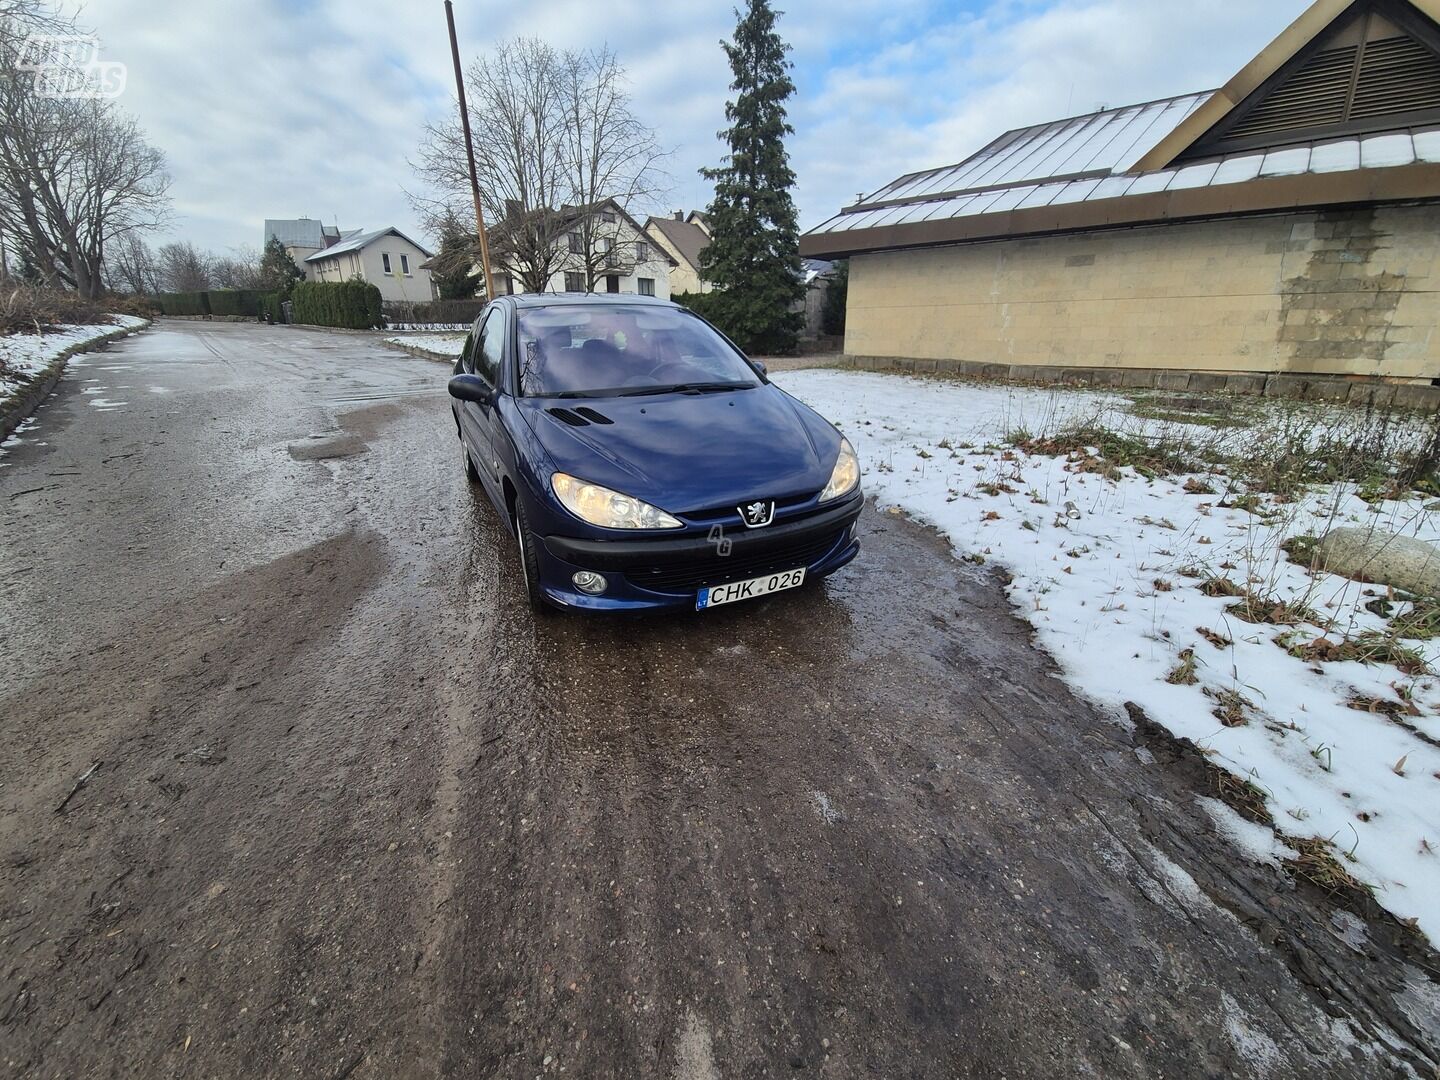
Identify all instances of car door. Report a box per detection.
[457,307,506,494]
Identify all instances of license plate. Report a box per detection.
[697,567,806,609]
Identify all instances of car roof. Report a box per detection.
[502,292,680,310]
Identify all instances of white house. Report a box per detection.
[304,227,435,302]
[490,199,676,299]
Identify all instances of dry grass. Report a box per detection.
[1199,577,1246,598]
[0,285,115,337]
[1205,687,1255,727]
[1196,626,1232,648]
[1226,594,1318,626]
[1286,836,1373,898]
[1165,648,1199,685]
[1212,770,1272,824]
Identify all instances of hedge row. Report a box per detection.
[155,289,266,317]
[207,289,265,316]
[291,280,383,329]
[259,291,285,323]
[157,291,209,316]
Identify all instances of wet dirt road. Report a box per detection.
[2,321,1437,1079]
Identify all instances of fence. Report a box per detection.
[382,299,484,330]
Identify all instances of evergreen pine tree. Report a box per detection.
[259,236,305,296]
[433,218,482,300]
[699,0,804,355]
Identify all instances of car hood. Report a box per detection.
[517,384,841,515]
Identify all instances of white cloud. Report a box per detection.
[78,0,1313,253]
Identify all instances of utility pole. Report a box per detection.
[444,0,496,299]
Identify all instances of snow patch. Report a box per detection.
[777,369,1440,943]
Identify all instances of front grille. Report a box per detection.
[625,528,845,593]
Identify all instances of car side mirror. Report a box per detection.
[752,360,768,377]
[448,374,493,405]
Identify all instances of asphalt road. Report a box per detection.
[1,321,1437,1079]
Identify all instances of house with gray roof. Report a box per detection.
[303,226,435,302]
[643,211,713,294]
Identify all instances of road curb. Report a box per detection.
[381,340,456,365]
[0,319,152,444]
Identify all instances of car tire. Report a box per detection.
[462,440,480,483]
[513,501,553,613]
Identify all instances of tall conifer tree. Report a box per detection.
[700,0,804,355]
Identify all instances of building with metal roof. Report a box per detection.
[262,218,342,278]
[802,0,1440,393]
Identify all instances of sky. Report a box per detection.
[76,0,1314,257]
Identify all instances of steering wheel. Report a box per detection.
[644,359,694,382]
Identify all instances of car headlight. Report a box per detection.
[551,472,683,529]
[819,437,860,502]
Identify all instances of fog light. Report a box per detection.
[572,570,607,594]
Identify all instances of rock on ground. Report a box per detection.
[1317,525,1440,596]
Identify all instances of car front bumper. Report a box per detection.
[535,490,864,611]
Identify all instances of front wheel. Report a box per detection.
[461,440,480,483]
[513,501,553,613]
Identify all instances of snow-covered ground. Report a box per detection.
[383,332,466,357]
[777,368,1440,944]
[0,316,147,401]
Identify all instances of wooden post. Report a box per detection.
[444,0,496,299]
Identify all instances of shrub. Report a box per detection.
[291,280,383,329]
[157,291,210,316]
[259,291,285,323]
[104,292,161,319]
[0,286,110,335]
[206,289,265,317]
[670,290,727,328]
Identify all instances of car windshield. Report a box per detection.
[515,304,761,397]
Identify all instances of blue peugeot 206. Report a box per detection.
[447,293,863,612]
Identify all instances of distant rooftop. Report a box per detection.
[645,214,709,272]
[264,218,329,249]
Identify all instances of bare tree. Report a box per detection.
[557,48,666,290]
[410,38,668,294]
[155,241,211,292]
[210,245,263,289]
[106,231,159,293]
[0,1,171,297]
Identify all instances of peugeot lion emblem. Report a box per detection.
[740,500,775,528]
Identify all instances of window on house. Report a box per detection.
[568,232,583,254]
[601,211,616,223]
[564,271,584,292]
[638,278,655,297]
[400,254,410,275]
[382,252,392,273]
[635,241,648,262]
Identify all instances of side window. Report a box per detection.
[463,314,485,373]
[477,309,505,387]
[382,252,392,273]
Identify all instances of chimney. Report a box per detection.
[673,210,682,220]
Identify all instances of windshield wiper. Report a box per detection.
[615,382,750,397]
